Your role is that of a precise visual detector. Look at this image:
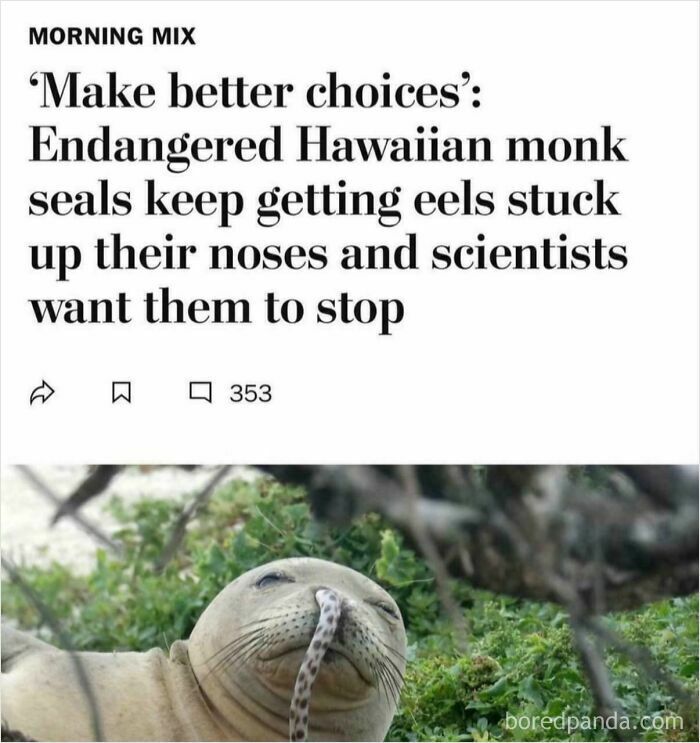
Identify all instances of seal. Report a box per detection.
[1,558,407,742]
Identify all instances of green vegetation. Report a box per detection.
[2,479,697,741]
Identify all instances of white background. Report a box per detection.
[1,0,698,464]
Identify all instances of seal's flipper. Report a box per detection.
[1,625,55,671]
[168,639,190,665]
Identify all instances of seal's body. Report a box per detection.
[1,558,407,742]
[1,628,210,740]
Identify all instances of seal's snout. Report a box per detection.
[312,585,340,604]
[312,586,355,616]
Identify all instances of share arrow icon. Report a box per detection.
[30,380,55,405]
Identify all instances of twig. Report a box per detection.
[396,465,470,653]
[16,466,121,554]
[51,465,123,524]
[569,618,630,741]
[154,465,232,571]
[586,617,694,705]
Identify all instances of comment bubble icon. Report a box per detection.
[189,381,212,403]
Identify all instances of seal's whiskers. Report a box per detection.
[289,589,341,742]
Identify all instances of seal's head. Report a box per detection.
[188,558,407,742]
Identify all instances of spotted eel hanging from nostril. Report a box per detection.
[289,588,341,742]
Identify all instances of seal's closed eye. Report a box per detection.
[370,600,400,620]
[255,571,294,589]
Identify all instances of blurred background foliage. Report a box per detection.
[2,478,697,741]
